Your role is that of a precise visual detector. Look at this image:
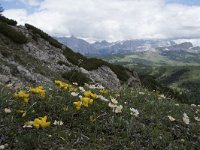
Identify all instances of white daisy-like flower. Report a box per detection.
[4,108,11,113]
[96,84,104,89]
[191,104,197,107]
[183,113,190,124]
[72,82,78,86]
[71,92,79,97]
[97,95,109,102]
[78,86,85,92]
[23,121,34,128]
[159,94,166,99]
[53,120,64,126]
[139,92,145,95]
[194,117,200,122]
[0,145,5,150]
[115,105,123,113]
[110,97,118,104]
[108,102,117,108]
[167,115,176,121]
[130,108,139,117]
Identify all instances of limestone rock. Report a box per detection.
[89,66,120,89]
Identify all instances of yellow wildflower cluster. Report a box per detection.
[29,86,46,97]
[84,91,97,99]
[33,116,51,129]
[55,80,77,92]
[73,91,97,110]
[14,90,30,103]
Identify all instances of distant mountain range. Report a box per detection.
[56,36,200,56]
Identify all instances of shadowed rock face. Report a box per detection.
[0,24,140,89]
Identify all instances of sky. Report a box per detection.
[1,0,200,42]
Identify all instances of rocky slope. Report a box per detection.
[0,18,140,90]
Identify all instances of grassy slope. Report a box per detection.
[0,83,199,149]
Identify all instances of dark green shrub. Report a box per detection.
[63,48,130,82]
[0,22,28,44]
[25,24,62,49]
[0,16,17,26]
[62,70,91,86]
[140,75,188,103]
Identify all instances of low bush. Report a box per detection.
[0,22,28,44]
[62,70,91,85]
[0,16,17,26]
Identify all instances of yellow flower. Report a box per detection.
[81,97,93,107]
[29,86,46,97]
[54,80,70,89]
[84,91,97,99]
[14,90,30,103]
[84,91,92,97]
[33,116,51,129]
[73,101,82,110]
[100,89,109,95]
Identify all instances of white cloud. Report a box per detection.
[3,0,200,41]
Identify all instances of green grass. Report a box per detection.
[0,82,199,149]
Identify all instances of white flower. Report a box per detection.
[108,102,117,108]
[97,95,109,102]
[110,97,118,104]
[23,121,34,128]
[88,84,96,89]
[4,108,11,113]
[71,92,79,97]
[191,104,197,107]
[167,115,176,121]
[72,82,78,86]
[130,108,139,117]
[0,145,5,150]
[194,117,200,122]
[159,94,166,99]
[53,120,64,126]
[78,86,85,92]
[183,113,190,124]
[139,92,145,95]
[175,104,179,106]
[115,105,123,113]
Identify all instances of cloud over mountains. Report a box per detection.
[3,0,200,42]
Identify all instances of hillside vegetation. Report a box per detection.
[103,51,200,104]
[0,82,199,149]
